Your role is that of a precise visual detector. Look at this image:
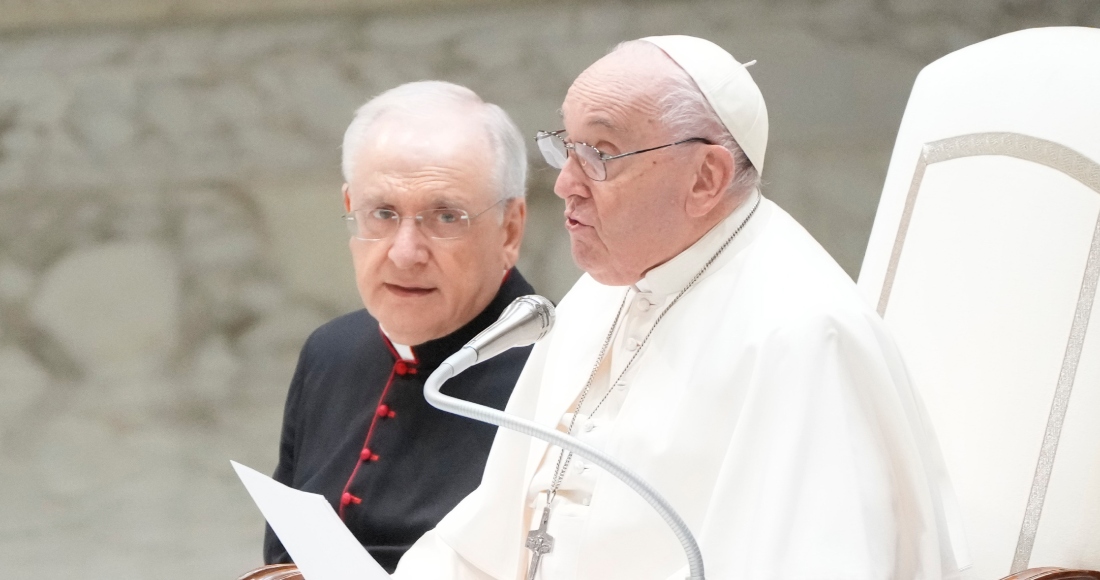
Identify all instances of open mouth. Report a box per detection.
[565,211,589,229]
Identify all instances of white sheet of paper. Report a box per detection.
[232,460,391,580]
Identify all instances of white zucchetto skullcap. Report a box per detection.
[641,35,769,173]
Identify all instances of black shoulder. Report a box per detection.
[300,309,379,355]
[503,267,536,300]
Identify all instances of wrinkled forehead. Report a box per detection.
[561,48,678,138]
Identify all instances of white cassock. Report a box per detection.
[394,192,968,580]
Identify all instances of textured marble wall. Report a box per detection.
[0,1,1096,578]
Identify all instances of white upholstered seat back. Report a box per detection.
[857,27,1100,580]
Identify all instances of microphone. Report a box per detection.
[439,295,555,377]
[466,294,555,365]
[424,295,706,580]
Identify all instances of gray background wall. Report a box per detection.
[0,1,1096,578]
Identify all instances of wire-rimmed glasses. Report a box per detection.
[343,199,504,241]
[535,129,711,181]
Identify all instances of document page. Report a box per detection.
[232,461,391,580]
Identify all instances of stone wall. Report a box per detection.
[0,1,1096,578]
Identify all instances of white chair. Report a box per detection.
[858,27,1100,580]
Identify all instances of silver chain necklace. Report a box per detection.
[525,197,760,580]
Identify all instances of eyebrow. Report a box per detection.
[428,196,466,208]
[586,116,620,132]
[357,194,467,210]
[558,108,621,133]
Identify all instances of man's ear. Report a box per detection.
[685,145,734,218]
[501,198,526,270]
[342,184,352,213]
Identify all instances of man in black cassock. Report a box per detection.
[263,80,534,573]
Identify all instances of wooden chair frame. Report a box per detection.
[236,563,303,580]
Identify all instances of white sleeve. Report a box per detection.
[392,528,496,580]
[661,565,691,580]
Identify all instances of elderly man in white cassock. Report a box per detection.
[394,35,968,580]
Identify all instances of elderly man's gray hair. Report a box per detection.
[615,40,762,198]
[342,81,527,202]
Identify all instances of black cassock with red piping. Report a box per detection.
[263,268,535,572]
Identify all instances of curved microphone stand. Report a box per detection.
[423,295,705,580]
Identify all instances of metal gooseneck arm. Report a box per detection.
[423,330,705,580]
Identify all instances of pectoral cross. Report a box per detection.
[525,506,555,580]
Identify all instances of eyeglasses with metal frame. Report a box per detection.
[534,129,711,181]
[343,199,505,241]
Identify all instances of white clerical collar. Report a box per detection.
[635,189,762,296]
[379,325,417,362]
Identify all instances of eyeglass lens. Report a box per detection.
[346,208,470,241]
[538,132,606,181]
[537,134,568,168]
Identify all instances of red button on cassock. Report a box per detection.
[394,361,409,375]
[376,404,390,417]
[340,492,352,506]
[360,448,372,461]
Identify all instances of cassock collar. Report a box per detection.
[379,268,535,372]
[635,189,763,296]
[387,341,416,363]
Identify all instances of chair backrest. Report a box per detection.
[857,27,1100,580]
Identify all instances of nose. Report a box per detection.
[387,218,430,269]
[553,154,592,201]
